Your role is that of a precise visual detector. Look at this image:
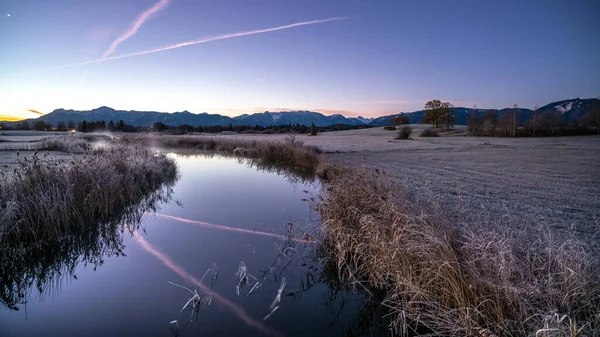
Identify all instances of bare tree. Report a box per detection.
[531,104,539,136]
[468,105,483,136]
[422,100,450,128]
[482,109,498,136]
[590,97,600,135]
[511,104,518,137]
[500,104,519,137]
[442,103,455,130]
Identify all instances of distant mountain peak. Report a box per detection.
[4,98,598,127]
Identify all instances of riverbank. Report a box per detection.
[1,131,598,335]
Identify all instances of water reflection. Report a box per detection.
[1,152,390,336]
[0,182,177,311]
[159,149,317,185]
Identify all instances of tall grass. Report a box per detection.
[0,145,178,245]
[318,165,600,336]
[120,134,321,175]
[0,144,178,310]
[0,135,91,153]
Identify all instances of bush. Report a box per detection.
[395,126,412,140]
[383,126,396,131]
[420,128,439,137]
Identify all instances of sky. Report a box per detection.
[1,0,599,121]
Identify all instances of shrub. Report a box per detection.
[395,126,412,140]
[420,128,439,137]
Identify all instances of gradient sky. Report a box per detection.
[1,0,599,120]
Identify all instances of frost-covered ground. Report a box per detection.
[210,127,600,247]
[2,128,597,244]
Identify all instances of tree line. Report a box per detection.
[467,102,600,137]
[0,120,137,132]
[151,121,367,134]
[406,99,599,137]
[0,119,369,134]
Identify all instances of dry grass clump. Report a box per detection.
[0,135,91,153]
[395,126,413,140]
[122,134,322,174]
[38,136,91,153]
[420,128,439,137]
[318,166,600,336]
[0,145,178,247]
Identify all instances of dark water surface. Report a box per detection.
[0,153,382,337]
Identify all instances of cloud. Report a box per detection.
[27,109,45,115]
[30,17,349,74]
[102,0,171,58]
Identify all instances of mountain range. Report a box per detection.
[3,98,598,128]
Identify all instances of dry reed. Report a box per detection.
[318,165,600,336]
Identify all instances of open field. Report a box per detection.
[203,128,599,238]
[309,129,600,335]
[325,131,600,241]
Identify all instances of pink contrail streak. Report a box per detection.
[102,0,171,58]
[31,17,349,74]
[134,234,283,337]
[154,213,314,244]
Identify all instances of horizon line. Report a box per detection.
[0,97,594,123]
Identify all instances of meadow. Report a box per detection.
[1,129,598,336]
[169,128,600,335]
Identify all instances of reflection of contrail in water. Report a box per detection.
[133,234,283,337]
[154,213,313,243]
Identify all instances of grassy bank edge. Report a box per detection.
[135,134,598,335]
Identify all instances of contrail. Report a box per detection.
[102,0,171,58]
[134,234,283,337]
[31,17,349,74]
[154,213,316,243]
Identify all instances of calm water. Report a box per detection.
[0,153,384,337]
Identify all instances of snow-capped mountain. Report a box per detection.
[232,110,363,127]
[17,107,365,127]
[3,98,597,127]
[356,116,374,124]
[367,98,598,126]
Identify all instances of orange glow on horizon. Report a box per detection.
[0,115,24,122]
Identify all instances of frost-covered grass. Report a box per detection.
[121,133,322,175]
[318,165,600,336]
[0,142,178,310]
[0,145,178,247]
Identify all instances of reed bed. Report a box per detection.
[0,144,178,247]
[318,165,600,336]
[0,135,90,153]
[120,134,321,175]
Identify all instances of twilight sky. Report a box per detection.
[1,0,599,121]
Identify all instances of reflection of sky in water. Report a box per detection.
[0,154,376,337]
